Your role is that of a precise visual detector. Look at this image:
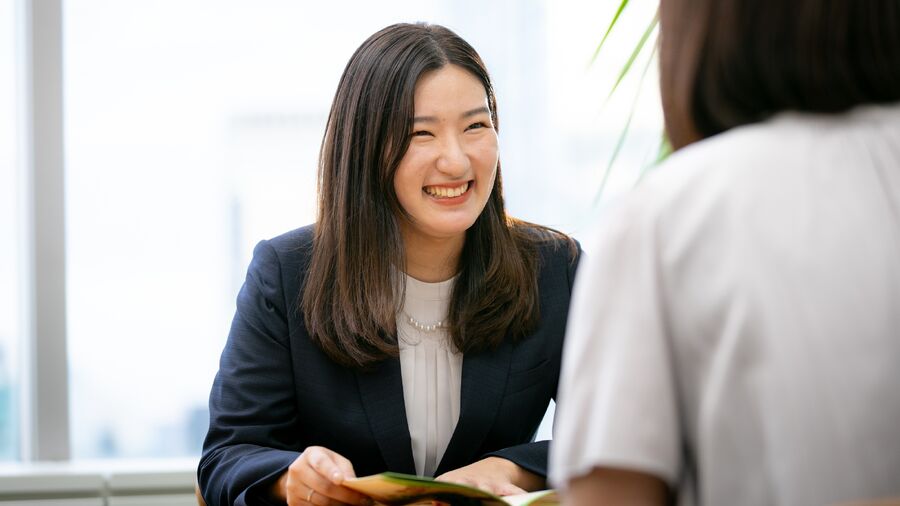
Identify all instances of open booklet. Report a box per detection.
[343,472,558,506]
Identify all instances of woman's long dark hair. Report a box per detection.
[302,23,565,369]
[659,0,900,149]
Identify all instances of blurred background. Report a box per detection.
[0,0,661,469]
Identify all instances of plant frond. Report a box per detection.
[589,0,631,65]
[636,131,673,185]
[593,40,658,205]
[606,11,659,101]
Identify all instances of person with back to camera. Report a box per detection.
[550,0,900,504]
[198,22,580,506]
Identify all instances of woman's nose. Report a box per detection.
[435,137,469,175]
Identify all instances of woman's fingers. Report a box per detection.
[329,450,358,484]
[305,447,348,484]
[286,483,345,506]
[494,483,527,496]
[439,475,525,497]
[290,447,371,506]
[307,446,357,484]
[436,456,539,497]
[469,480,525,497]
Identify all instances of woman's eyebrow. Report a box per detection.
[461,106,490,118]
[413,106,491,124]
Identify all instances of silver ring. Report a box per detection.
[306,488,315,502]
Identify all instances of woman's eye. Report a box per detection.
[411,130,432,137]
[467,122,486,130]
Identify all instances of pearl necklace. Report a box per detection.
[403,311,446,333]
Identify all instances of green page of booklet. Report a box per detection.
[344,472,558,506]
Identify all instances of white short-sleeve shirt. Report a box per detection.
[551,104,900,505]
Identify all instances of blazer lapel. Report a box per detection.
[434,340,513,476]
[355,357,416,474]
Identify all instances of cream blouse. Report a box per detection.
[397,274,463,477]
[550,104,900,504]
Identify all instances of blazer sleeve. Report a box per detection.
[484,238,583,478]
[198,240,302,506]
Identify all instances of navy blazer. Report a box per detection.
[199,225,580,506]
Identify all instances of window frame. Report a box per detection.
[10,0,660,465]
[19,0,71,461]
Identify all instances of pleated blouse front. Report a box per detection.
[397,274,462,477]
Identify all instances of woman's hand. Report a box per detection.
[435,456,545,496]
[271,446,373,506]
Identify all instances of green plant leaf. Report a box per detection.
[636,131,673,184]
[593,41,658,205]
[607,11,659,101]
[654,133,673,164]
[589,0,630,65]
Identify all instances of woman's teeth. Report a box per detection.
[423,182,469,198]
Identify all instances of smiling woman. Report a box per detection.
[394,64,499,281]
[198,23,581,506]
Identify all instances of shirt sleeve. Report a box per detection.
[549,196,682,490]
[198,239,301,506]
[482,238,583,479]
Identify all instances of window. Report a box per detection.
[0,0,22,462]
[0,0,664,461]
[62,0,453,459]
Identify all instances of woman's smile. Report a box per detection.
[423,180,473,204]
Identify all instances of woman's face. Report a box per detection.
[393,64,499,245]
